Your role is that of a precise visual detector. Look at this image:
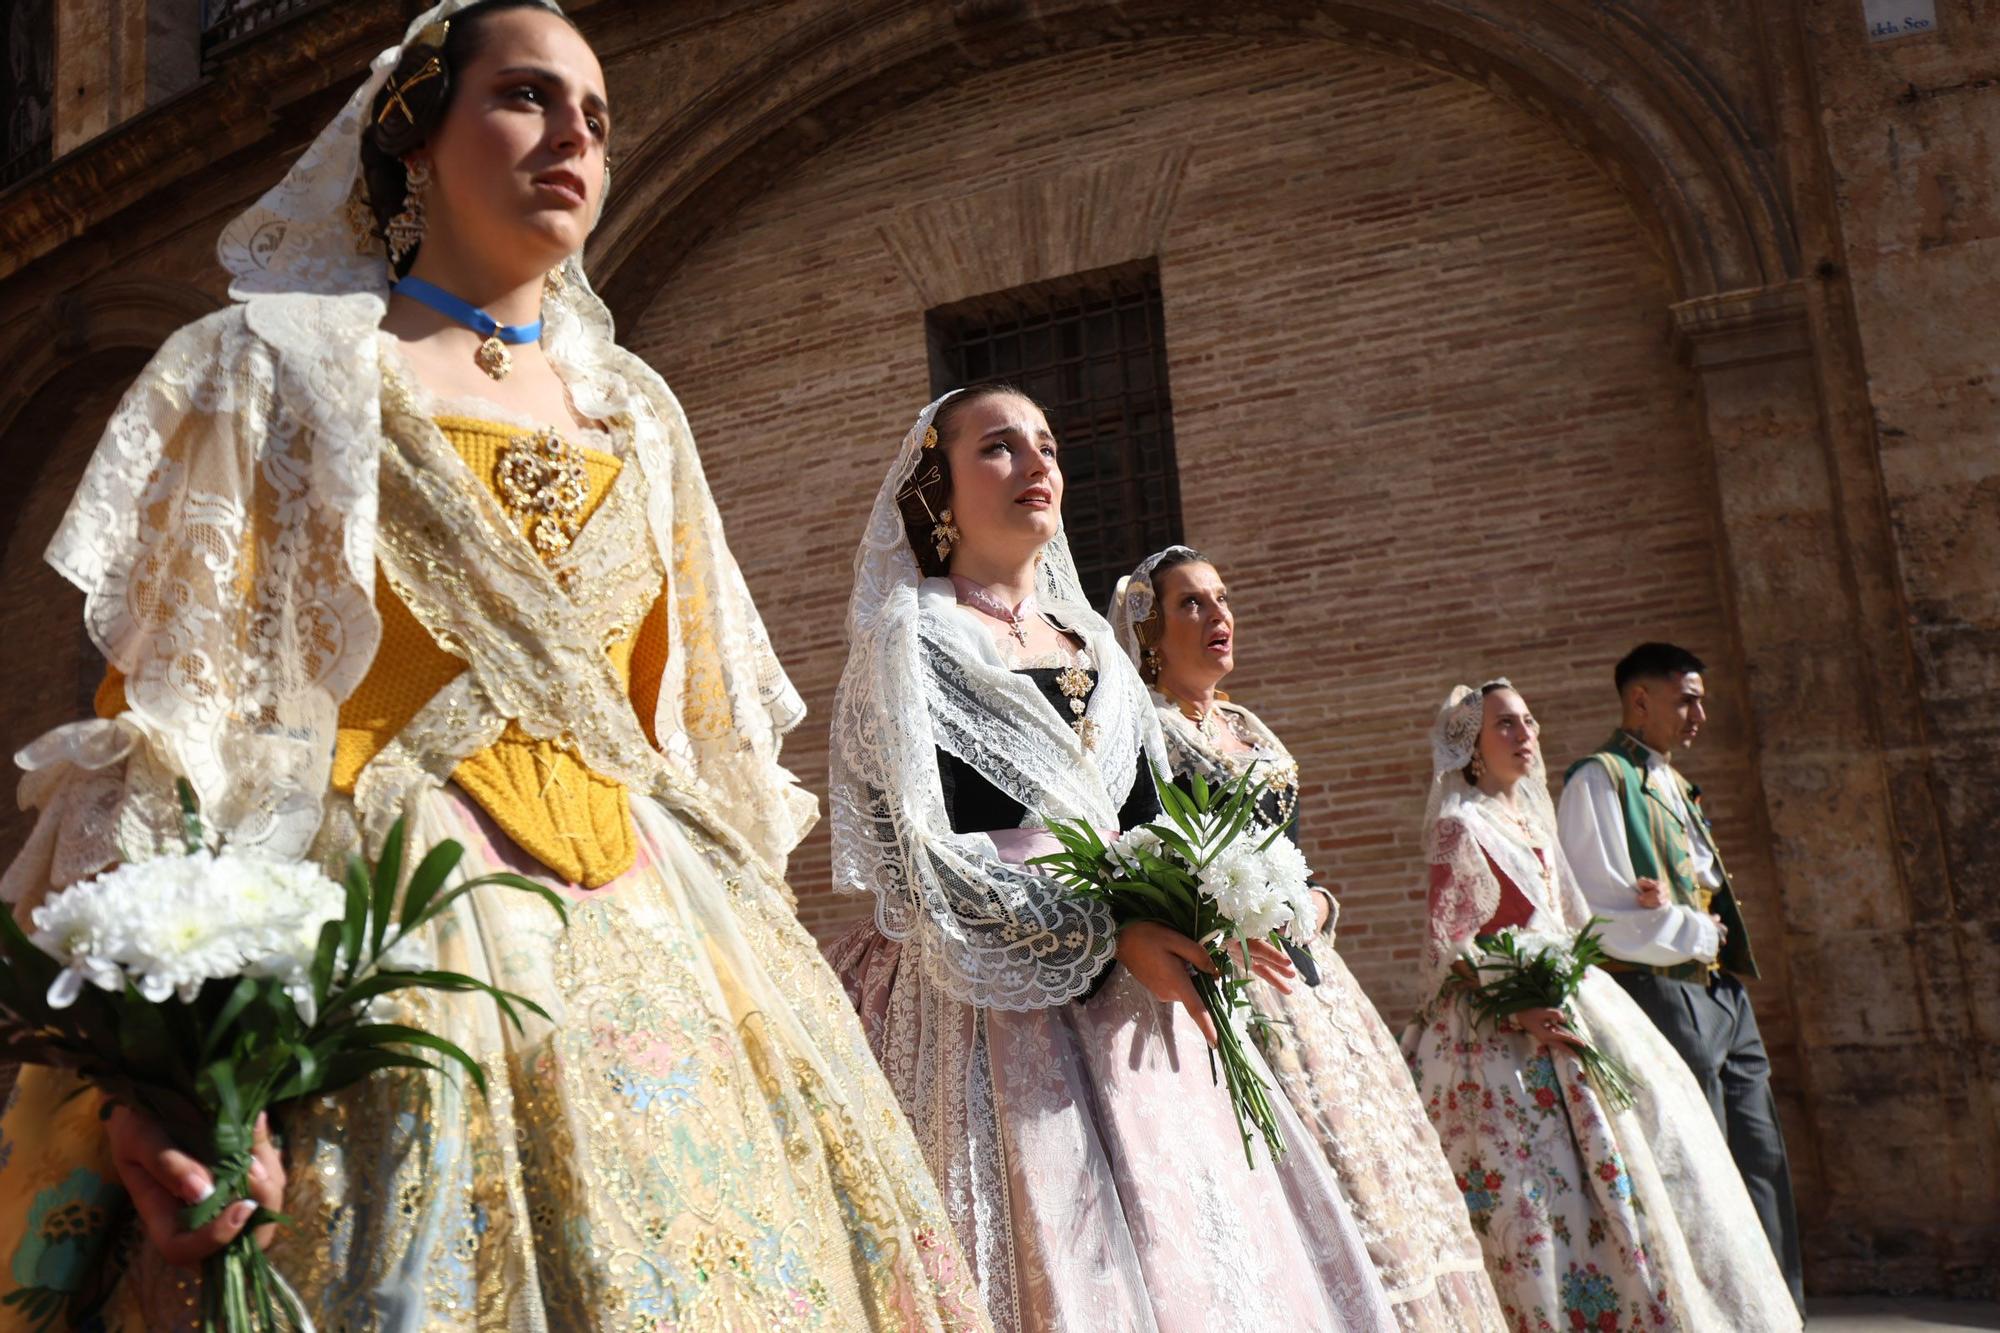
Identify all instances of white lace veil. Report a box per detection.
[33,0,814,873]
[1419,680,1592,983]
[1106,543,1201,672]
[216,0,609,345]
[827,395,1168,1010]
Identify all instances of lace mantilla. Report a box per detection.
[828,395,1169,1013]
[1419,687,1592,985]
[22,0,813,882]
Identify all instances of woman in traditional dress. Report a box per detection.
[1107,545,1504,1333]
[822,385,1396,1333]
[1400,680,1801,1332]
[0,3,986,1326]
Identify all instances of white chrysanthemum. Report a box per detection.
[1257,838,1313,894]
[1110,825,1168,873]
[1198,848,1297,939]
[32,848,346,1016]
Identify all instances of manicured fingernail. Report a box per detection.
[228,1200,256,1228]
[248,1158,267,1187]
[182,1173,214,1205]
[256,1111,269,1137]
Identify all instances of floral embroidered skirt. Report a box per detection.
[0,788,990,1331]
[1247,940,1505,1332]
[1398,969,1799,1333]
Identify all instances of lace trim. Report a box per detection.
[375,335,619,454]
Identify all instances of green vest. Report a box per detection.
[1565,732,1758,979]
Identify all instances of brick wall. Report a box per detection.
[630,35,1776,1036]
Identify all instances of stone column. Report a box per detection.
[1673,279,1991,1288]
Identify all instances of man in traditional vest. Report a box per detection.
[1556,642,1804,1311]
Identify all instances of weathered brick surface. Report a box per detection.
[631,36,1771,1023]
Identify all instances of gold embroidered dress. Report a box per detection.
[0,7,987,1324]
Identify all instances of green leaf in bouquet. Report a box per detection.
[370,819,408,958]
[116,984,182,1083]
[316,1046,450,1091]
[396,835,467,936]
[393,872,568,949]
[321,967,551,1035]
[174,776,205,855]
[1154,765,1195,822]
[204,976,263,1063]
[347,1023,489,1097]
[340,858,370,985]
[1144,823,1204,871]
[310,918,342,1013]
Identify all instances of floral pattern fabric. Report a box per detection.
[0,788,989,1331]
[1401,994,1671,1333]
[1402,804,1799,1332]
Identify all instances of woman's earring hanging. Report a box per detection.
[386,158,431,266]
[1142,646,1161,682]
[932,507,960,562]
[1468,753,1484,782]
[543,263,568,299]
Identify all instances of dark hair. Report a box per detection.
[1614,642,1706,696]
[1461,680,1514,785]
[358,0,577,276]
[896,381,1044,578]
[1134,546,1213,683]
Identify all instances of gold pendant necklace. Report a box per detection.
[474,335,513,380]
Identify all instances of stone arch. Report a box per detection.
[0,276,219,446]
[590,0,1797,326]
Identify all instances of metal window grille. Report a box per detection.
[201,0,324,64]
[927,261,1183,609]
[1,0,54,191]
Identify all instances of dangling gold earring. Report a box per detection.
[933,507,960,562]
[386,158,430,266]
[543,264,568,299]
[1142,646,1161,683]
[1468,753,1485,782]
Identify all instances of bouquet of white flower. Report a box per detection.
[1461,920,1641,1112]
[1032,762,1318,1166]
[0,784,566,1332]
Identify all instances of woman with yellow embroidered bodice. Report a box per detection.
[0,3,987,1329]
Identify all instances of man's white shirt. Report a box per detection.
[1556,737,1722,967]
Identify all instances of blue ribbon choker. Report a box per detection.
[392,276,544,380]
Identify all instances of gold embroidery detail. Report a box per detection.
[1056,664,1099,750]
[494,427,589,557]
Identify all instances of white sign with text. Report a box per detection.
[1864,0,1938,40]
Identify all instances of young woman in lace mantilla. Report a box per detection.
[822,386,1398,1333]
[1109,546,1506,1333]
[0,3,985,1326]
[1399,682,1800,1333]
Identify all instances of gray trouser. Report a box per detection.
[1611,970,1805,1310]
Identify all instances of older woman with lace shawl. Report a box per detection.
[1400,681,1800,1332]
[823,386,1396,1332]
[1108,546,1504,1333]
[0,3,986,1326]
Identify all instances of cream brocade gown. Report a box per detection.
[1158,701,1505,1333]
[0,374,988,1330]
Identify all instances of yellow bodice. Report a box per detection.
[101,414,669,888]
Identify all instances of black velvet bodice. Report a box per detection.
[936,668,1161,833]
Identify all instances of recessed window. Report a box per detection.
[927,261,1184,608]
